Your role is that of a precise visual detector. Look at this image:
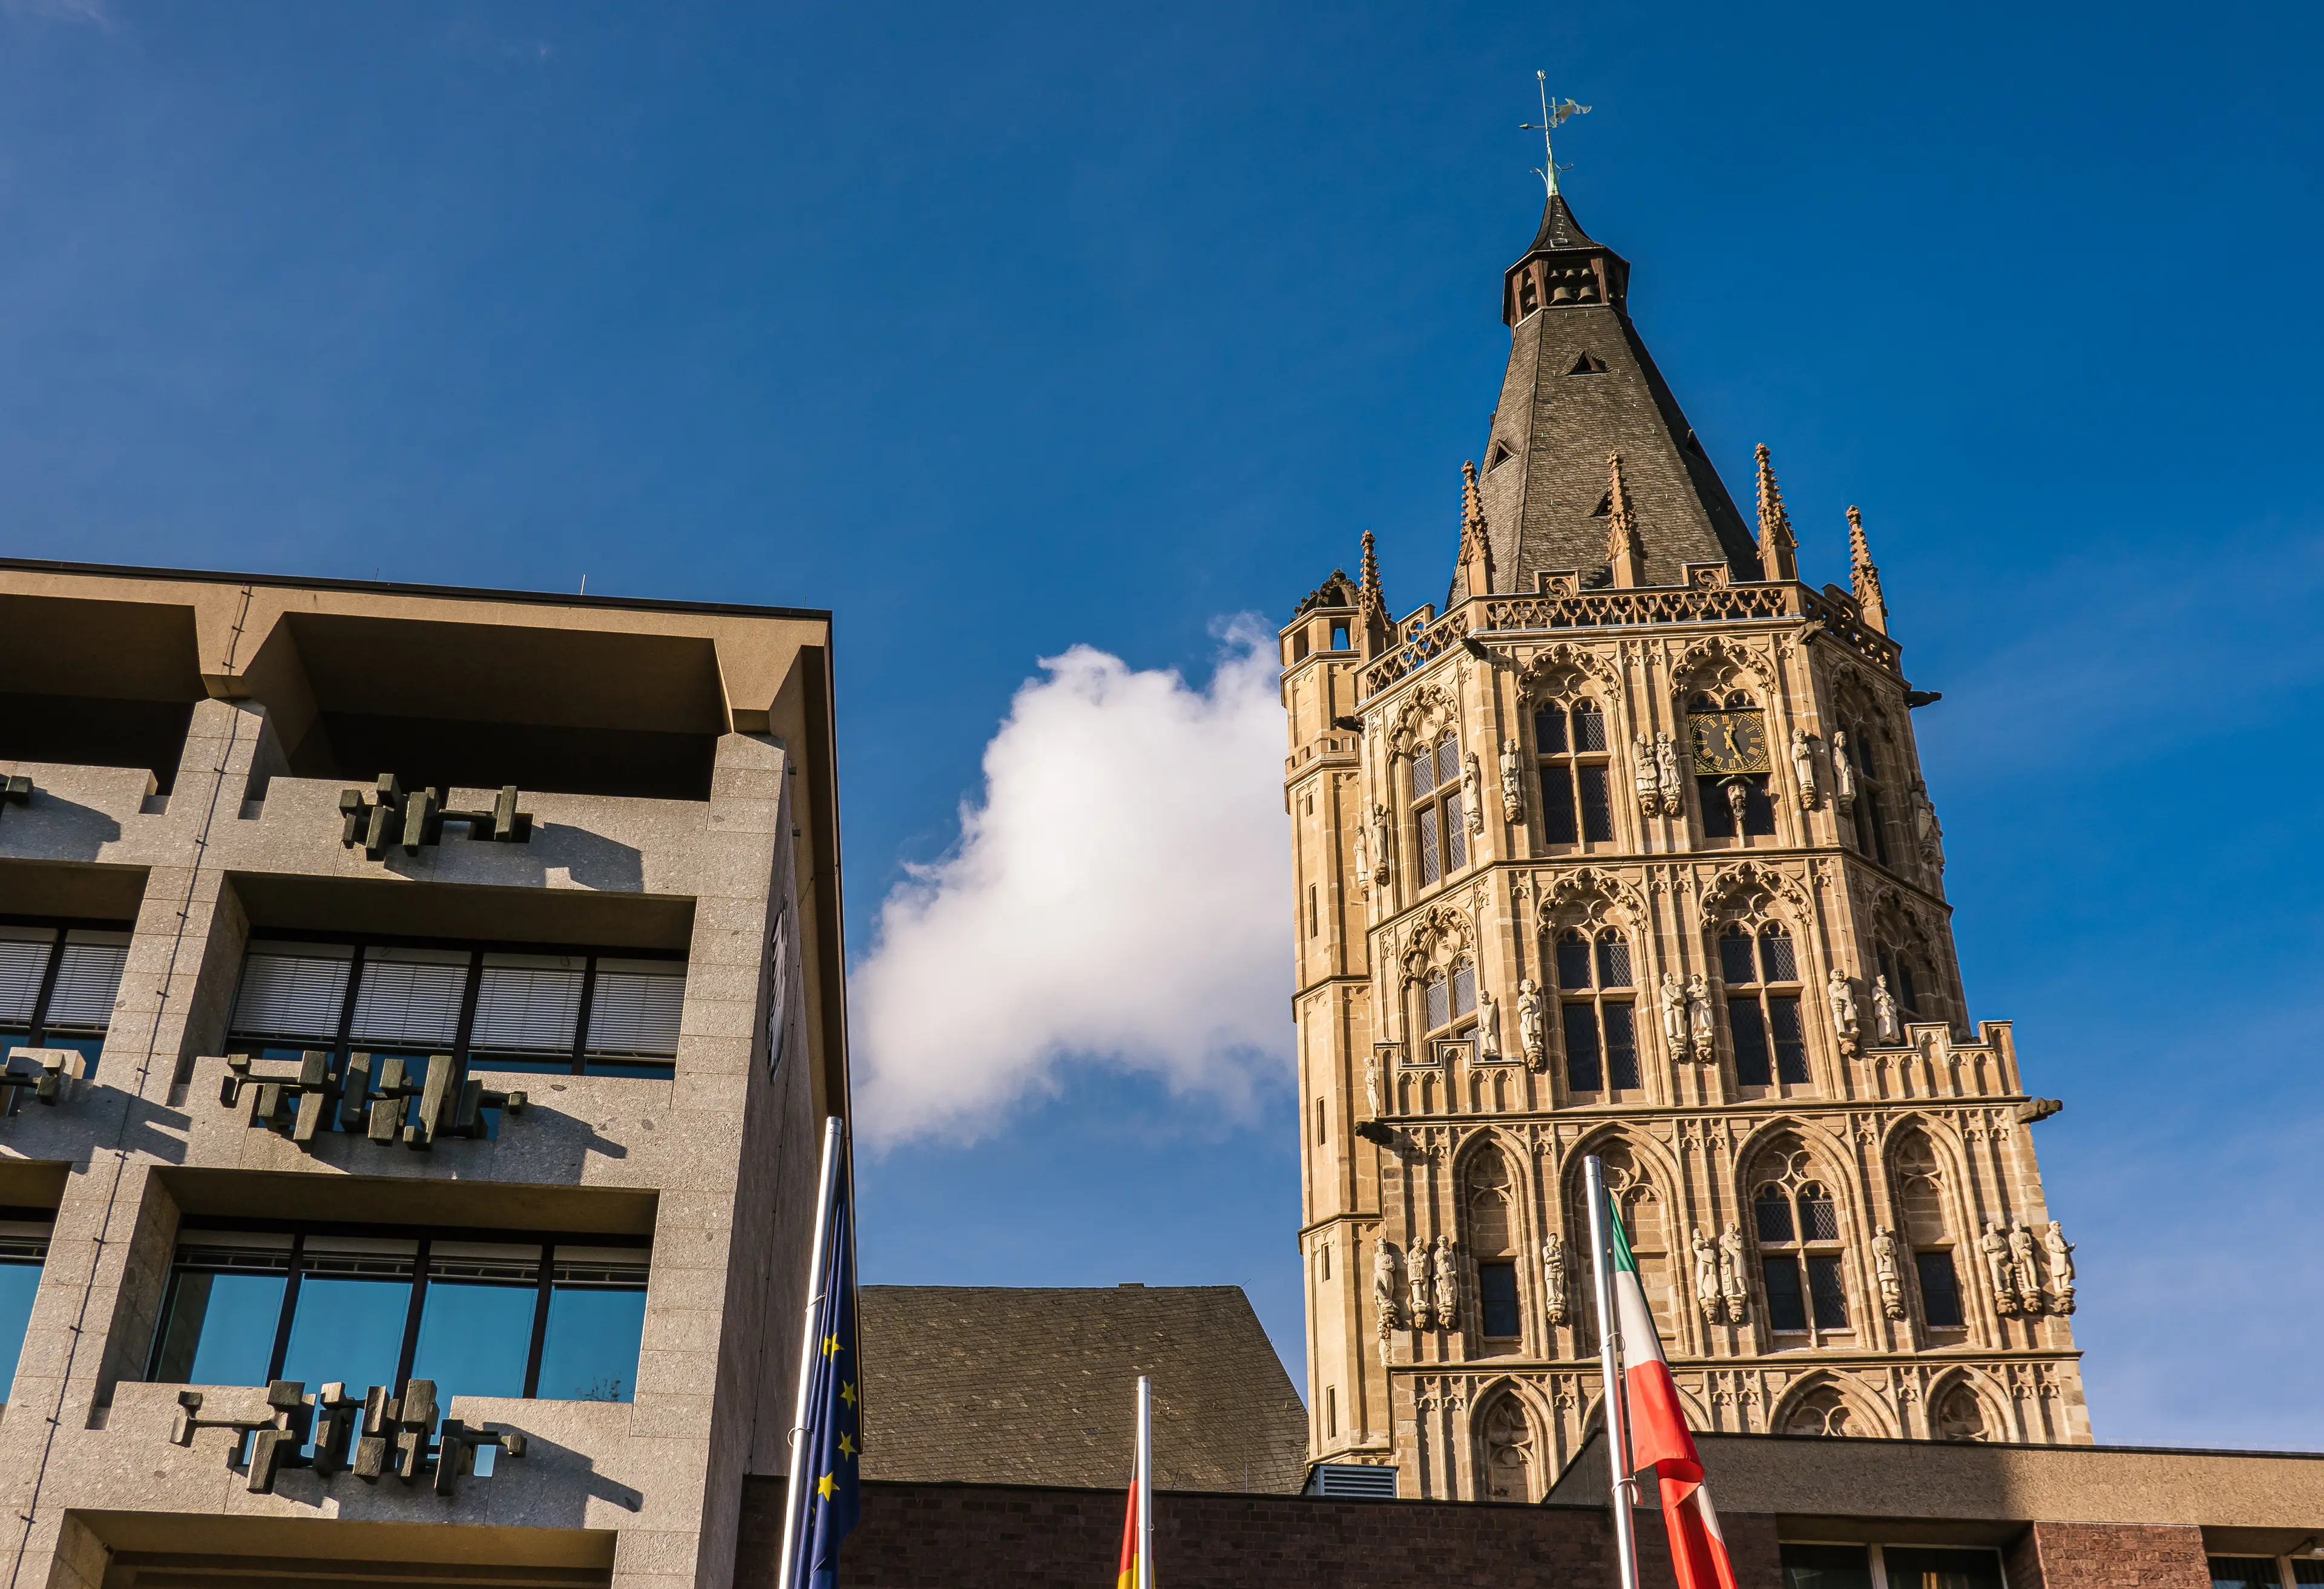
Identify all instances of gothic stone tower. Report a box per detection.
[1282,191,2090,1501]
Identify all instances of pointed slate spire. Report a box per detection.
[1847,505,1889,634]
[1753,444,1799,582]
[1604,451,1646,587]
[1457,460,1494,598]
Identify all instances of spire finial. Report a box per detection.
[1358,529,1383,612]
[1605,450,1646,587]
[1521,70,1591,199]
[1846,505,1889,634]
[1753,443,1799,582]
[1457,460,1494,598]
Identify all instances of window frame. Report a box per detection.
[1532,698,1615,850]
[1552,928,1640,1098]
[146,1216,651,1404]
[225,928,688,1081]
[1718,922,1811,1091]
[1751,1170,1852,1345]
[0,1205,54,1407]
[1407,732,1469,890]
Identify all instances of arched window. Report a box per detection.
[1554,928,1638,1096]
[1780,1384,1857,1437]
[1892,1132,1964,1330]
[1752,1144,1849,1337]
[1534,699,1613,847]
[1688,690,1776,840]
[1719,923,1808,1087]
[1422,959,1479,1042]
[1464,1147,1520,1342]
[1408,732,1468,888]
[1843,721,1893,865]
[1574,1145,1671,1343]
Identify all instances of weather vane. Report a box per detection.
[1520,69,1591,198]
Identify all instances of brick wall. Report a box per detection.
[735,1477,1785,1588]
[2004,1521,2210,1589]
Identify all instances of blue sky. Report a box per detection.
[2,0,2320,1449]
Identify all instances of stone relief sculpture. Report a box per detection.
[1911,781,1945,870]
[1431,1236,1460,1331]
[1717,1222,1748,1324]
[2043,1220,2077,1314]
[1500,738,1523,822]
[2009,1223,2042,1314]
[1981,1222,2018,1314]
[1691,1227,1722,1323]
[1686,974,1716,1061]
[1724,779,1749,834]
[1516,978,1545,1071]
[1364,1055,1384,1121]
[1790,726,1818,810]
[1873,975,1903,1044]
[1632,733,1662,816]
[1462,753,1485,834]
[1541,1233,1567,1326]
[1373,1240,1402,1332]
[1476,988,1503,1062]
[1830,730,1857,811]
[1408,1242,1434,1331]
[1827,969,1859,1053]
[1369,804,1393,885]
[1654,731,1684,815]
[1872,1226,1906,1320]
[1659,972,1688,1059]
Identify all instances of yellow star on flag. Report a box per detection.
[816,1472,837,1501]
[822,1332,841,1358]
[839,1434,857,1460]
[840,1380,857,1409]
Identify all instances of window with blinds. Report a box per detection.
[0,929,56,1026]
[42,932,131,1030]
[232,943,355,1041]
[349,949,467,1049]
[586,962,684,1057]
[470,955,585,1054]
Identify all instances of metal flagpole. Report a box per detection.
[775,1116,846,1589]
[1135,1374,1154,1589]
[1583,1153,1642,1589]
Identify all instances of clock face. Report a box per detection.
[1689,711,1771,776]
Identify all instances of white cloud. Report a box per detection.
[850,620,1293,1146]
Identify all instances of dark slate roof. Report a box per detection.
[858,1285,1308,1495]
[1476,194,1763,592]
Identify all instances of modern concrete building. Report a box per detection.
[1282,185,2088,1499]
[0,560,848,1589]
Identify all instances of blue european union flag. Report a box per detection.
[786,1185,861,1589]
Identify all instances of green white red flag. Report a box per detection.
[1605,1193,1739,1589]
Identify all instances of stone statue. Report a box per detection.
[1830,730,1857,810]
[1827,968,1859,1052]
[1369,804,1393,884]
[1724,779,1748,834]
[1542,1233,1567,1326]
[1476,988,1502,1061]
[1462,753,1485,834]
[1717,1222,1747,1324]
[1352,821,1370,890]
[2008,1223,2041,1314]
[1980,1222,2018,1314]
[1911,781,1944,869]
[1373,1240,1401,1331]
[1500,738,1523,822]
[1632,733,1662,816]
[1407,1240,1433,1330]
[1364,1054,1384,1121]
[1691,1227,1722,1323]
[1872,1226,1906,1320]
[1516,978,1545,1070]
[1790,726,1817,810]
[1686,973,1716,1061]
[1873,974,1902,1044]
[1654,730,1684,816]
[2043,1220,2078,1314]
[1659,971,1688,1058]
[1431,1235,1460,1331]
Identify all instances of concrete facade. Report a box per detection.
[0,562,849,1589]
[1283,195,2089,1500]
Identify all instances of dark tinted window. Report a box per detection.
[1533,708,1567,755]
[1762,1257,1806,1331]
[1883,1547,2003,1588]
[1571,702,1607,752]
[2208,1560,2277,1589]
[1604,1004,1640,1089]
[1779,1544,1873,1589]
[1730,998,1771,1086]
[1770,996,1810,1084]
[1578,765,1613,841]
[1561,1003,1601,1092]
[1540,768,1578,843]
[1555,935,1593,991]
[1754,1187,1794,1243]
[1719,931,1758,986]
[1806,1255,1849,1328]
[1915,1251,1963,1328]
[1478,1261,1520,1338]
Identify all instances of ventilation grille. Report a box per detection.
[1307,1463,1398,1499]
